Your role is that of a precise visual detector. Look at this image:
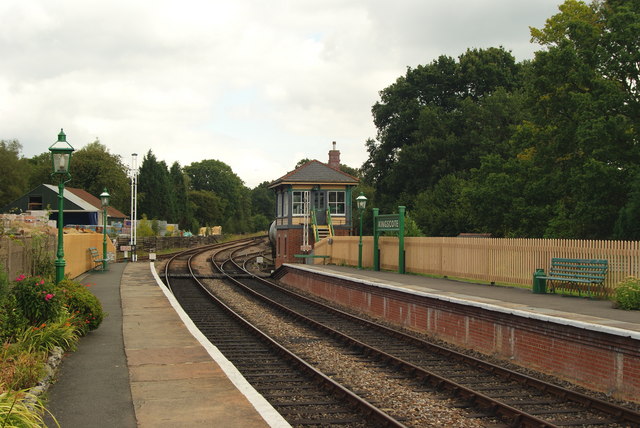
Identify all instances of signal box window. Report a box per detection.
[328,191,345,215]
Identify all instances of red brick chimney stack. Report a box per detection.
[328,141,340,169]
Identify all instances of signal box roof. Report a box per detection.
[269,160,358,189]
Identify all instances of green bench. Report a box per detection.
[294,254,330,265]
[537,258,608,296]
[88,247,102,269]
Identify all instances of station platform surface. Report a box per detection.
[287,263,640,338]
[44,261,289,428]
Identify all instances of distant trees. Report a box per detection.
[362,0,640,239]
[0,140,30,208]
[250,181,275,232]
[0,142,279,235]
[69,140,130,212]
[363,47,525,211]
[138,150,177,225]
[184,159,251,233]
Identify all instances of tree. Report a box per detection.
[614,169,640,239]
[25,153,52,191]
[69,140,130,213]
[188,190,225,227]
[521,0,639,237]
[0,140,30,208]
[364,47,525,213]
[169,162,194,232]
[295,158,312,169]
[361,0,640,239]
[185,159,250,233]
[136,214,155,237]
[250,181,275,220]
[137,150,176,222]
[412,174,472,237]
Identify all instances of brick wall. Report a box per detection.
[275,227,352,268]
[277,266,640,403]
[275,228,303,267]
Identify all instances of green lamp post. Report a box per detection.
[49,129,74,284]
[356,192,367,269]
[100,188,110,271]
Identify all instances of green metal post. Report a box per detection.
[372,208,379,271]
[102,205,108,271]
[398,206,405,274]
[55,181,66,284]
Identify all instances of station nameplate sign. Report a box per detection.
[376,214,400,231]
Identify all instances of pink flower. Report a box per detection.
[15,274,25,282]
[45,293,54,301]
[39,280,45,285]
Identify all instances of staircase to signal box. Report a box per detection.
[311,209,334,242]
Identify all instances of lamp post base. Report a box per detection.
[55,259,66,284]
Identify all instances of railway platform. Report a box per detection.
[44,261,289,428]
[277,263,640,403]
[290,263,640,333]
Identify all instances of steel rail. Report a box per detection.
[165,241,408,428]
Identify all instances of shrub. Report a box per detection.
[1,315,77,392]
[614,277,640,310]
[0,343,46,391]
[58,279,105,335]
[0,387,54,427]
[0,295,29,342]
[14,317,79,354]
[0,263,8,302]
[28,233,55,279]
[10,276,64,326]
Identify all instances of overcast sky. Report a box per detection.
[1,0,562,188]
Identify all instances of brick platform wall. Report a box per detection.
[277,266,640,403]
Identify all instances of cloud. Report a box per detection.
[1,0,561,188]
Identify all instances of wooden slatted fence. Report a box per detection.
[314,237,640,297]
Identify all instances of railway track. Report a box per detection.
[163,238,405,427]
[163,239,640,427]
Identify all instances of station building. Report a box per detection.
[1,184,127,226]
[269,143,359,268]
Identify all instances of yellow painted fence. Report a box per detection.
[64,232,117,279]
[314,237,640,296]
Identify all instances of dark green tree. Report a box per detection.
[412,174,472,237]
[188,189,225,228]
[69,140,130,213]
[169,162,194,232]
[250,181,275,220]
[0,140,30,209]
[520,0,639,238]
[26,152,52,192]
[364,47,525,213]
[137,150,176,222]
[614,170,640,239]
[185,159,250,233]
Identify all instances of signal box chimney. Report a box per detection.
[328,141,340,169]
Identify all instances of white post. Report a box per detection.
[129,153,138,261]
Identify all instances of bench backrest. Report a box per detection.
[549,258,608,282]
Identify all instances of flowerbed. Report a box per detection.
[1,270,105,427]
